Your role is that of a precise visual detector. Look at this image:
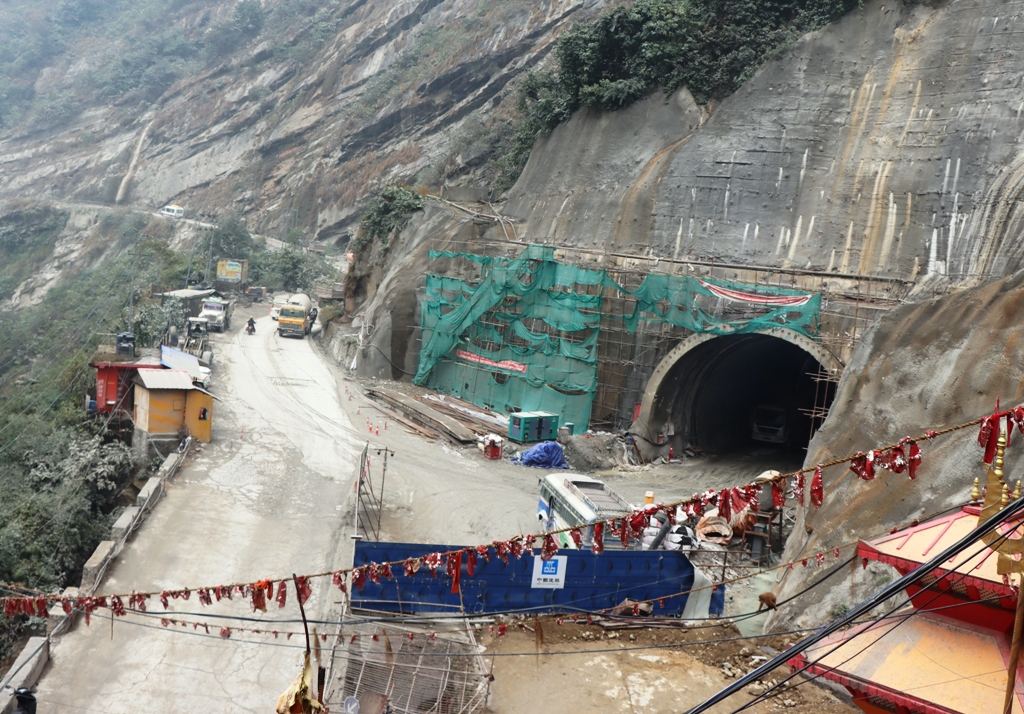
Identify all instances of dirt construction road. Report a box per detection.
[32,313,542,713]
[35,315,363,712]
[31,312,848,713]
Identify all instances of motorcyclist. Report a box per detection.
[246,316,256,333]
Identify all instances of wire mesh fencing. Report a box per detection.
[326,617,490,714]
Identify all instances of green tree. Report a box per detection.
[494,0,861,192]
[210,218,255,263]
[232,0,265,38]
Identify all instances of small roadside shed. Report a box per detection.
[134,369,215,443]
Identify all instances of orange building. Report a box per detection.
[134,369,215,444]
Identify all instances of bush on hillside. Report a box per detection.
[494,0,860,192]
[355,186,424,253]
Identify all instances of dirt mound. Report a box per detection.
[561,433,626,472]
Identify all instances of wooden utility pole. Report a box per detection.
[1005,574,1024,713]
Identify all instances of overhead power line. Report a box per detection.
[685,493,1024,714]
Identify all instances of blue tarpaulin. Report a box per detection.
[512,441,569,469]
[351,540,725,618]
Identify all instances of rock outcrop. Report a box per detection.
[0,0,610,243]
[767,270,1024,630]
[507,0,1024,288]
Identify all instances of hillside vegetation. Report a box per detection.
[495,0,862,190]
[0,0,342,130]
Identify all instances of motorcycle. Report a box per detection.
[246,322,256,335]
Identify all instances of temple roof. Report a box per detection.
[789,611,1024,714]
[859,504,1024,599]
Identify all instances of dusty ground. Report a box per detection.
[30,311,833,713]
[482,617,856,714]
[35,309,362,712]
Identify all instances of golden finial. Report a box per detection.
[971,477,981,502]
[1001,482,1010,509]
[995,430,1007,479]
[1016,481,1022,501]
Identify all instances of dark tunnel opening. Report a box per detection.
[658,334,836,456]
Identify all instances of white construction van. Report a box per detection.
[160,205,184,218]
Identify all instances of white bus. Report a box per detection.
[159,204,184,218]
[537,473,631,549]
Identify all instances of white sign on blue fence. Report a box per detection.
[531,555,567,589]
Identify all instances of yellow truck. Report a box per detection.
[277,293,318,338]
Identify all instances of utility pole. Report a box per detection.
[128,250,137,333]
[204,229,215,286]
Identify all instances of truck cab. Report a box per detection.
[199,298,232,332]
[750,404,789,445]
[277,293,317,338]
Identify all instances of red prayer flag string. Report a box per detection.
[541,534,559,562]
[523,535,535,557]
[718,489,732,522]
[793,472,805,507]
[332,571,347,593]
[980,411,1000,464]
[772,479,786,509]
[448,550,462,594]
[570,528,583,549]
[810,466,823,508]
[592,522,604,554]
[849,451,875,480]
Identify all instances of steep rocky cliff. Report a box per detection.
[0,0,612,244]
[766,272,1024,630]
[506,0,1024,287]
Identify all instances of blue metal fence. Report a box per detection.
[351,541,724,617]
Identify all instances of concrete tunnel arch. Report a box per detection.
[630,329,844,456]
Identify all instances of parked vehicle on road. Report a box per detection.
[199,297,233,332]
[182,317,213,366]
[277,293,317,338]
[270,293,291,321]
[159,204,184,218]
[537,473,631,549]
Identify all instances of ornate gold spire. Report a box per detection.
[971,477,981,502]
[995,432,1007,479]
[978,429,1024,574]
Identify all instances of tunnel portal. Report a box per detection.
[634,332,840,456]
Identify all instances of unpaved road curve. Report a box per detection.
[34,315,361,712]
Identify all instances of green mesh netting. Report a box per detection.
[416,245,821,428]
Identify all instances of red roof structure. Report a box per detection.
[788,444,1024,714]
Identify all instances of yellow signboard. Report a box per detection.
[216,259,247,284]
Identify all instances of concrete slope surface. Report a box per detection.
[767,270,1024,631]
[505,0,1024,286]
[34,316,361,712]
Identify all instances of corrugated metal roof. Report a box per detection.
[160,346,204,381]
[135,369,195,391]
[156,289,217,299]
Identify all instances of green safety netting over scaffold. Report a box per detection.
[416,245,821,428]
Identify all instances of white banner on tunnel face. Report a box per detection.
[531,556,567,589]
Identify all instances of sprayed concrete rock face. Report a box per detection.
[508,0,1024,287]
[766,271,1024,630]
